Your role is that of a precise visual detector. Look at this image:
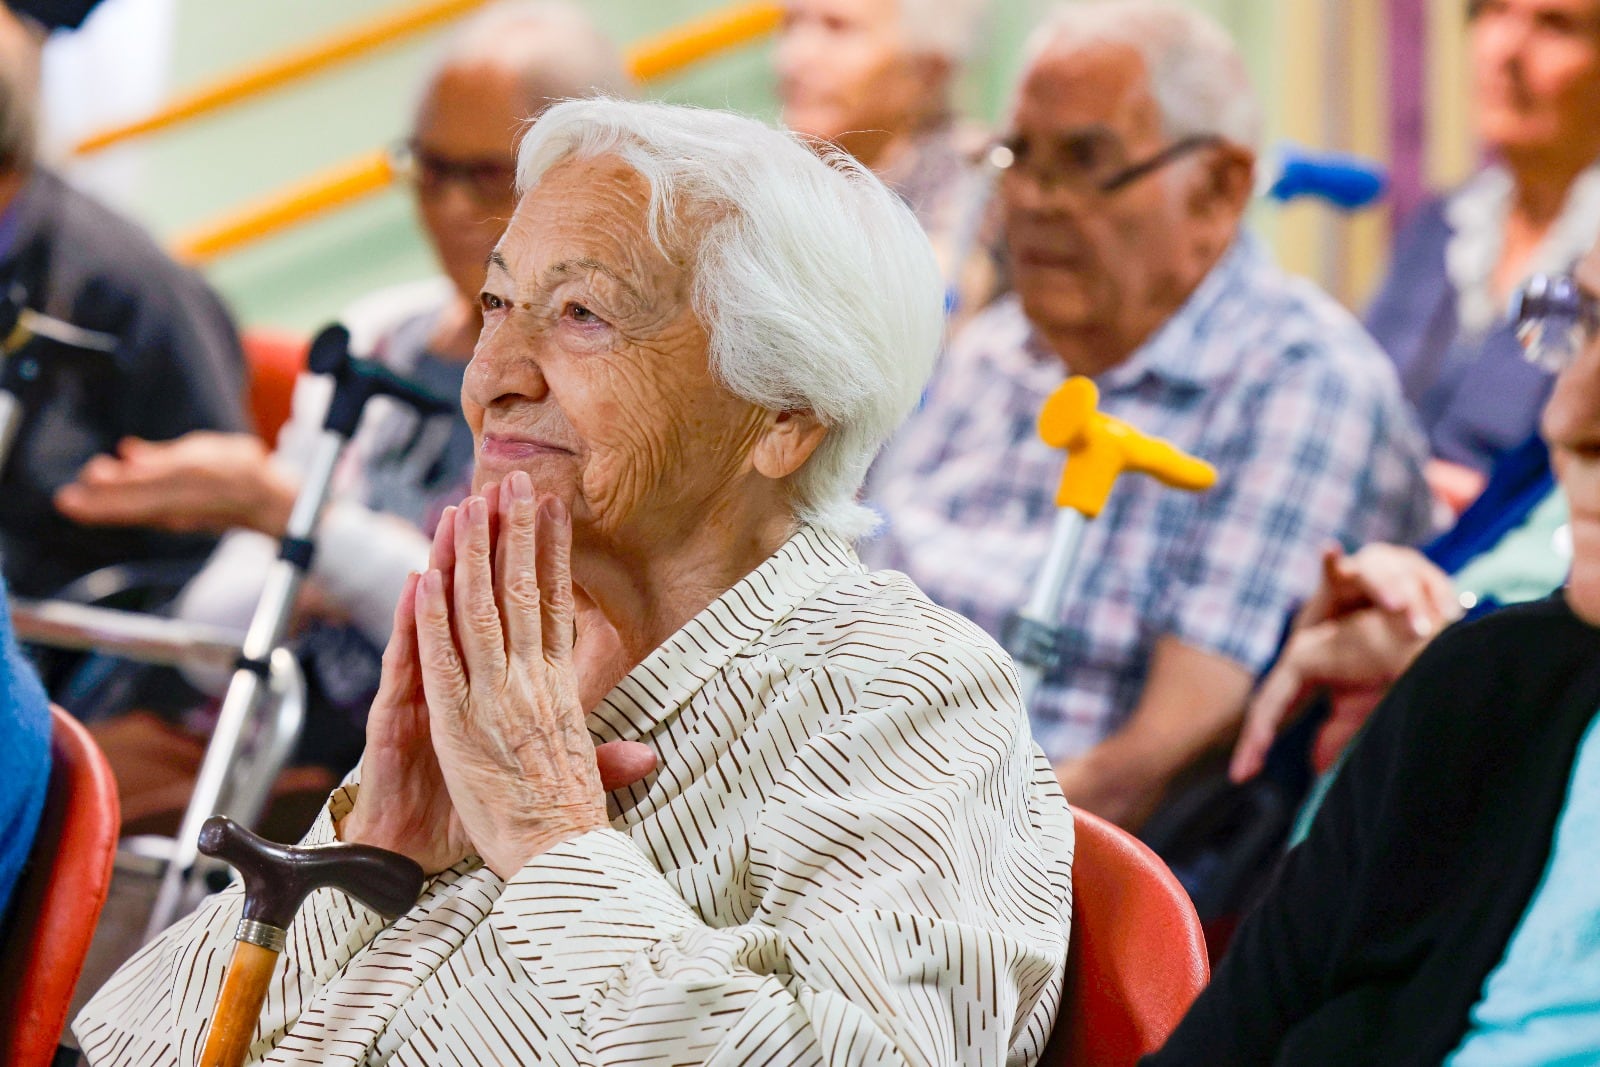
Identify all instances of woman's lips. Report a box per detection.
[479,433,573,462]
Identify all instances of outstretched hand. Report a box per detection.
[54,432,298,537]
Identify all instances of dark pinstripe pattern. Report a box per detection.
[76,527,1074,1066]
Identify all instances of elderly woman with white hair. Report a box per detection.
[56,0,632,823]
[73,99,1074,1067]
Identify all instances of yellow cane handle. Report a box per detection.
[1105,418,1217,491]
[1037,377,1217,518]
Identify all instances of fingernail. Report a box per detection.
[468,496,487,523]
[539,495,565,524]
[512,470,533,502]
[421,569,441,596]
[1410,611,1434,638]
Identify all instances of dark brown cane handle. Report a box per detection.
[197,814,425,930]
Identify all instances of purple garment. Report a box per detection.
[1364,196,1555,475]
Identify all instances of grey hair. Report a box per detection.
[898,0,993,64]
[426,0,632,114]
[514,99,945,542]
[1024,0,1261,151]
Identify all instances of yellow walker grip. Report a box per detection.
[1038,377,1217,518]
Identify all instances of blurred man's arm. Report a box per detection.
[1055,636,1251,830]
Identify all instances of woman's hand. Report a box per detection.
[414,470,612,879]
[336,523,473,874]
[1228,544,1460,782]
[337,575,472,872]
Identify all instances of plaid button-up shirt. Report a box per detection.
[864,236,1435,762]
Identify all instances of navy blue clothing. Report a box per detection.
[1365,197,1554,475]
[1426,433,1555,584]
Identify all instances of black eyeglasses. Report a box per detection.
[1511,272,1600,374]
[389,139,518,205]
[991,131,1223,196]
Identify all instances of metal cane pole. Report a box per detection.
[144,323,454,939]
[1003,377,1217,708]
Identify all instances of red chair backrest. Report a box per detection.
[1039,808,1210,1066]
[0,705,121,1066]
[243,329,309,449]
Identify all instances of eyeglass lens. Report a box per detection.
[1513,273,1595,374]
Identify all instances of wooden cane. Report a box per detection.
[193,815,424,1067]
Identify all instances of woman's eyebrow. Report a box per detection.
[546,258,645,305]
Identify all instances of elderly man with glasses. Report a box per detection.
[864,0,1434,831]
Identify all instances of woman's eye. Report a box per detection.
[567,303,601,324]
[479,292,506,313]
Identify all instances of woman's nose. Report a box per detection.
[1544,336,1600,453]
[464,324,549,409]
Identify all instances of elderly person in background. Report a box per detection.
[74,99,1073,1066]
[1148,230,1600,1067]
[1367,0,1600,514]
[776,0,1000,314]
[865,1,1433,831]
[55,0,630,821]
[0,2,246,601]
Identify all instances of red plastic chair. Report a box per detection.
[1040,808,1210,1066]
[0,705,121,1066]
[243,328,309,448]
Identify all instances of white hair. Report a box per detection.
[898,0,993,64]
[428,0,632,111]
[514,99,945,542]
[1024,0,1261,151]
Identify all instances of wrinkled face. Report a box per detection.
[999,41,1190,357]
[464,155,770,551]
[1470,0,1600,156]
[776,0,939,154]
[1543,239,1600,624]
[409,62,525,303]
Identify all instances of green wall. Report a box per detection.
[106,0,1286,332]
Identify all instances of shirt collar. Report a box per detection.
[1024,233,1262,393]
[587,525,863,743]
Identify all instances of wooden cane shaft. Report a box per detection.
[198,940,280,1067]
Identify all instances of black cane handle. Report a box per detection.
[198,815,425,931]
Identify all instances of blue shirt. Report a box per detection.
[865,235,1435,760]
[0,581,51,921]
[1447,707,1600,1066]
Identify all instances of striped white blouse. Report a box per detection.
[75,527,1075,1066]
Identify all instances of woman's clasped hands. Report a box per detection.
[338,468,655,878]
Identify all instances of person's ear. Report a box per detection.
[1187,143,1255,223]
[752,409,828,481]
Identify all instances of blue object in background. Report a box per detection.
[0,580,51,924]
[1266,144,1388,211]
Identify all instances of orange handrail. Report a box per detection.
[74,0,494,156]
[171,2,784,263]
[175,150,396,262]
[628,2,783,82]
